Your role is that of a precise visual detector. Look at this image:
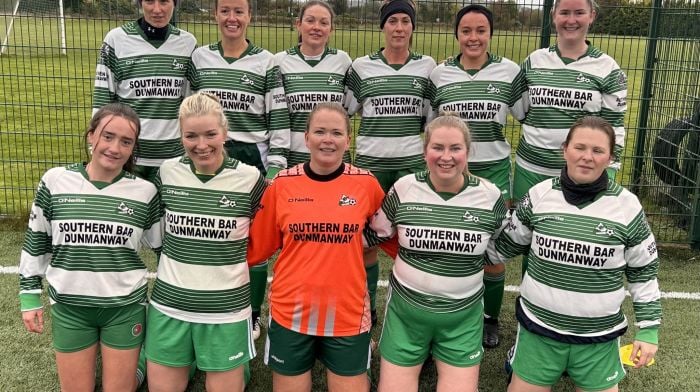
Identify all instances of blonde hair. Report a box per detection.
[424,112,472,153]
[178,92,228,136]
[424,112,472,175]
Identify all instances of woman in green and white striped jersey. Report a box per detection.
[488,117,660,392]
[20,103,162,391]
[275,0,352,168]
[145,93,265,392]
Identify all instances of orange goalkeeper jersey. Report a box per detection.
[247,163,384,336]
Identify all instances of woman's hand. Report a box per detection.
[22,309,44,333]
[630,340,657,368]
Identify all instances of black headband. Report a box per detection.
[454,4,493,38]
[380,1,416,30]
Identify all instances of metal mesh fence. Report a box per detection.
[0,0,699,245]
[632,0,700,246]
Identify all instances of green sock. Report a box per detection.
[249,261,269,314]
[483,270,506,320]
[365,263,379,311]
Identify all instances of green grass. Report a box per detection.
[2,17,696,243]
[1,227,699,391]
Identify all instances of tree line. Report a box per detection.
[45,0,698,38]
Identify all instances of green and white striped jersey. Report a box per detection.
[427,53,527,171]
[487,178,661,338]
[19,164,162,311]
[93,22,196,167]
[275,46,352,167]
[151,156,266,324]
[517,45,627,176]
[188,42,290,171]
[366,172,508,313]
[345,51,436,171]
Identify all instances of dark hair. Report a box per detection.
[86,103,141,173]
[138,0,178,7]
[214,0,252,12]
[379,0,416,30]
[296,1,335,44]
[306,102,350,135]
[454,4,493,38]
[564,116,616,157]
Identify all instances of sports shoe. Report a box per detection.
[483,318,500,348]
[252,316,262,340]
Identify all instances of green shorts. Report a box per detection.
[264,318,371,376]
[133,165,159,183]
[51,302,145,353]
[372,166,425,193]
[379,287,484,368]
[145,306,255,372]
[511,325,625,391]
[470,158,512,200]
[512,162,554,201]
[224,140,267,175]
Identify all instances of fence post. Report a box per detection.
[539,0,554,49]
[631,0,663,193]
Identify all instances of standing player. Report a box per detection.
[93,0,196,181]
[367,114,509,392]
[426,4,527,348]
[513,0,627,201]
[19,103,161,392]
[187,0,289,338]
[277,0,352,167]
[247,103,385,392]
[487,117,660,391]
[345,0,436,327]
[145,93,265,392]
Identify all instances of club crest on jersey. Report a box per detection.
[595,223,615,236]
[463,211,479,222]
[339,194,357,206]
[647,241,657,256]
[219,195,237,208]
[131,323,143,337]
[29,211,37,221]
[117,202,134,215]
[171,59,186,71]
[486,84,501,94]
[327,75,341,86]
[576,73,592,83]
[412,79,423,89]
[240,74,255,86]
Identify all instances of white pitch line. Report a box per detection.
[3,266,699,300]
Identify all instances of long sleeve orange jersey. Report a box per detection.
[247,163,384,337]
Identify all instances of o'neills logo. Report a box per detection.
[165,189,189,196]
[288,197,314,203]
[406,206,432,212]
[58,197,86,203]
